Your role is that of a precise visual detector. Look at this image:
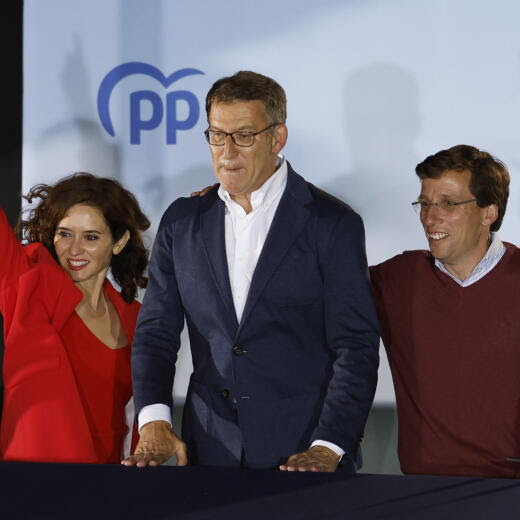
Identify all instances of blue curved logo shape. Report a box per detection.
[97,62,204,143]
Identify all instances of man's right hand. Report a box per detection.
[121,420,188,467]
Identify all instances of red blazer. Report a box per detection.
[0,208,140,462]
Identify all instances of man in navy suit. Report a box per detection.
[123,71,379,472]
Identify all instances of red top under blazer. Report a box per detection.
[0,208,140,463]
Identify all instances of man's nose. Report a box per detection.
[222,134,239,157]
[422,204,443,226]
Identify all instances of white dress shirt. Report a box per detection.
[219,157,288,322]
[434,233,504,286]
[139,157,344,459]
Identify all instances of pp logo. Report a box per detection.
[97,62,204,144]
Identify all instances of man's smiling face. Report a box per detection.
[419,169,496,278]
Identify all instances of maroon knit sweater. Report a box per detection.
[370,243,520,478]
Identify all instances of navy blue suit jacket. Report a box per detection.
[132,164,379,468]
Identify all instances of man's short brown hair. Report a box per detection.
[206,71,287,124]
[415,144,510,232]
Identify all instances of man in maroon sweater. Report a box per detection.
[370,144,520,478]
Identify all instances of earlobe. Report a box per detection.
[271,124,288,154]
[113,230,130,255]
[483,204,498,227]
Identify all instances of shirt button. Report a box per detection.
[220,389,230,399]
[233,345,246,356]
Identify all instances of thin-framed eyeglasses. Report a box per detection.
[204,123,279,147]
[411,199,477,215]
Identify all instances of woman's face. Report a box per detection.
[53,204,128,289]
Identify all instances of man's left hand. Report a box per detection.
[279,445,340,472]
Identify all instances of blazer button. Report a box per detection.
[233,345,246,356]
[221,389,230,399]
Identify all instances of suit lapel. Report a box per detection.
[200,193,239,328]
[238,168,312,332]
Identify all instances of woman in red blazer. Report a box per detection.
[0,173,150,463]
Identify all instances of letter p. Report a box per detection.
[166,91,200,145]
[130,90,164,144]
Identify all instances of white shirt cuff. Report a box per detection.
[310,440,345,459]
[137,403,172,432]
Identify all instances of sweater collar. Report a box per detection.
[434,233,505,287]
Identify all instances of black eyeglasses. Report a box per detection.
[204,123,279,147]
[412,199,477,214]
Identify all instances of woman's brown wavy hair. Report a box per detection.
[17,172,150,302]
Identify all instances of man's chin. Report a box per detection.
[219,180,244,196]
[430,252,445,262]
[428,242,448,261]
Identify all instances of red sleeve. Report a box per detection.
[0,207,29,297]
